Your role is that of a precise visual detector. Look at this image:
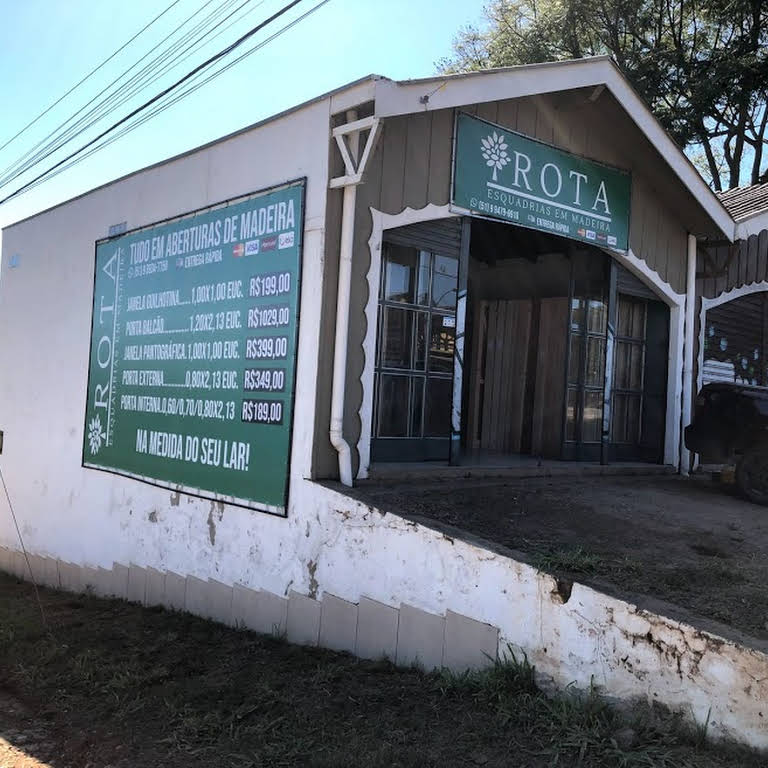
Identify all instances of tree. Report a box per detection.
[438,0,768,190]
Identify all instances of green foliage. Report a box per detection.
[439,0,768,190]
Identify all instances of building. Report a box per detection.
[697,183,768,396]
[2,57,767,747]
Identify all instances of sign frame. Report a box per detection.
[80,178,307,517]
[450,111,632,252]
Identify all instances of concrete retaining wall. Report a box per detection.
[0,546,498,674]
[2,480,767,751]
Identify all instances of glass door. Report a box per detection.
[564,294,607,460]
[372,243,458,462]
[611,295,647,448]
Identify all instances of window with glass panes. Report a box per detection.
[566,296,607,446]
[611,295,647,444]
[373,243,458,448]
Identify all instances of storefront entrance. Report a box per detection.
[370,223,459,462]
[371,217,669,465]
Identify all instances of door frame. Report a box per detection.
[358,203,685,478]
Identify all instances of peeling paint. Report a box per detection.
[307,560,318,599]
[207,508,216,546]
[170,491,181,507]
[148,510,158,523]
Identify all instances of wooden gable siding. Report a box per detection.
[341,93,690,476]
[698,230,768,301]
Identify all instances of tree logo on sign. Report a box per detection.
[87,415,106,455]
[481,131,509,181]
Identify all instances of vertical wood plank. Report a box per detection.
[533,95,555,144]
[477,101,499,124]
[403,112,432,211]
[628,181,646,262]
[480,302,499,450]
[427,109,454,207]
[508,300,532,452]
[640,186,659,274]
[727,241,742,291]
[467,301,488,451]
[493,300,509,451]
[496,99,519,131]
[490,300,508,449]
[758,230,768,284]
[516,98,537,138]
[379,116,408,214]
[746,234,759,285]
[531,298,568,457]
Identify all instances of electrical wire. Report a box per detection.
[0,0,183,156]
[4,0,331,202]
[0,0,247,187]
[0,0,324,207]
[0,0,228,184]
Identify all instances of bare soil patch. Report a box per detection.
[352,474,768,644]
[0,573,762,767]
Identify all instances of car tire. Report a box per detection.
[736,448,768,505]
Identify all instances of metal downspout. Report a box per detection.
[329,110,358,486]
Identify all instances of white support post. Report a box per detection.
[681,233,697,475]
[328,111,382,486]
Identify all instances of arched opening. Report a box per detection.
[368,214,671,466]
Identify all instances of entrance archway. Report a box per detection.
[359,204,685,478]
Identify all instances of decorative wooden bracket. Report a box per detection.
[329,115,381,189]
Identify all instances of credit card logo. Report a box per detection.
[245,240,260,256]
[278,231,295,249]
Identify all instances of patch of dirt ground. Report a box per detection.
[353,473,768,644]
[0,575,763,767]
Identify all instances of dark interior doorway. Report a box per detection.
[370,217,670,466]
[463,218,669,464]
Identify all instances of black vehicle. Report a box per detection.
[685,382,768,504]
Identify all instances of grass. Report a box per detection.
[0,573,763,768]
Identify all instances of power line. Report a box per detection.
[0,0,319,207]
[6,0,332,202]
[0,0,241,187]
[0,0,183,156]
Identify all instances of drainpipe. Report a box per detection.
[329,110,359,487]
[681,233,697,475]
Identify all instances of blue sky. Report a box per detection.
[0,0,485,234]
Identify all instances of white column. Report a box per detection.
[681,233,697,474]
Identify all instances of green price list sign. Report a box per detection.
[82,180,305,515]
[452,112,631,251]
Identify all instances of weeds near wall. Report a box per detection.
[0,574,762,768]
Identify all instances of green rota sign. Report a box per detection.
[82,180,304,516]
[452,112,631,251]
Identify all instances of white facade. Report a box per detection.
[0,97,331,583]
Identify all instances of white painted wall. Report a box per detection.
[0,98,332,583]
